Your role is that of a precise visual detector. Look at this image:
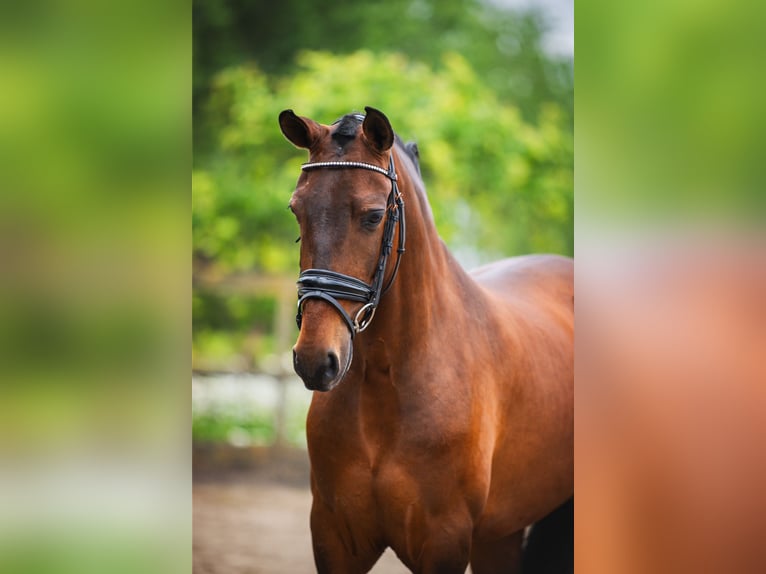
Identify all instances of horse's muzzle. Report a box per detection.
[293,347,347,392]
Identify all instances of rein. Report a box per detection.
[296,155,406,337]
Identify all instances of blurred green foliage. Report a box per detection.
[193,0,573,370]
[192,412,275,444]
[577,0,766,223]
[192,410,306,447]
[0,535,176,574]
[193,0,572,127]
[0,2,191,572]
[194,51,573,271]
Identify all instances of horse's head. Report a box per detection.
[279,107,405,392]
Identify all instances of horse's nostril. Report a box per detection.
[323,352,339,382]
[293,348,342,390]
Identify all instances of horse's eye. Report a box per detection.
[362,210,385,230]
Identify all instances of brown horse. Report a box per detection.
[279,107,573,574]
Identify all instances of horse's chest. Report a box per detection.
[308,354,482,527]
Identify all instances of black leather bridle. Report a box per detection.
[295,154,406,338]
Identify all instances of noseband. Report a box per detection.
[296,155,406,338]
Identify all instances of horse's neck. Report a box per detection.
[356,151,482,373]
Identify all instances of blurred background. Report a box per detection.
[0,0,190,572]
[192,0,574,439]
[191,0,572,571]
[2,0,765,571]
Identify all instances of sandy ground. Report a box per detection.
[193,460,409,573]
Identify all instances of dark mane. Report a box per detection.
[402,139,421,175]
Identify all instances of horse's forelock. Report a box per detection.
[326,113,423,186]
[331,113,364,147]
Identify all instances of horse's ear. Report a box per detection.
[362,106,394,153]
[279,109,322,149]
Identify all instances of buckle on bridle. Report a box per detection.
[353,303,376,333]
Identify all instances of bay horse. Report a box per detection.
[279,107,573,573]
